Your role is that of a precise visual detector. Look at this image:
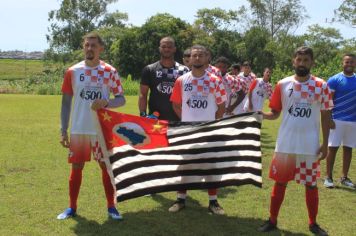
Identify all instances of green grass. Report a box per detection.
[0,94,355,236]
[0,59,45,81]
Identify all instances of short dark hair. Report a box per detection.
[191,45,208,55]
[343,53,356,60]
[231,63,241,70]
[214,56,230,66]
[160,36,176,46]
[83,32,104,46]
[183,48,191,57]
[242,61,251,67]
[294,46,314,60]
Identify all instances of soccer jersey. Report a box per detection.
[141,61,189,121]
[233,73,256,114]
[269,75,333,155]
[327,72,356,122]
[238,72,256,89]
[245,78,273,111]
[61,60,124,135]
[222,74,243,108]
[206,64,222,78]
[170,72,227,122]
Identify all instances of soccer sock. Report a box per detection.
[269,182,287,225]
[101,165,115,208]
[208,189,218,202]
[177,190,187,201]
[306,187,318,225]
[69,168,82,210]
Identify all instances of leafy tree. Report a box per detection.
[242,0,308,38]
[47,0,125,54]
[113,13,194,79]
[194,8,241,35]
[334,0,356,27]
[304,24,343,66]
[237,27,274,74]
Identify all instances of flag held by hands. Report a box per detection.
[94,110,262,202]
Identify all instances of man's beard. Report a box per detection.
[344,66,354,75]
[192,64,204,69]
[294,66,310,77]
[85,51,94,60]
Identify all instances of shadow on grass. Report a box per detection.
[70,194,307,236]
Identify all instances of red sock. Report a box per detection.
[101,165,115,208]
[69,168,82,210]
[269,183,287,224]
[306,187,318,225]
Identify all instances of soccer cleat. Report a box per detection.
[323,177,334,188]
[340,177,355,188]
[208,201,225,215]
[258,219,277,232]
[108,207,123,220]
[309,223,328,236]
[57,208,76,220]
[168,200,185,212]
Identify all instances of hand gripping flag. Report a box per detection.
[93,109,262,202]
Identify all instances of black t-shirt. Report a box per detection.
[141,61,189,121]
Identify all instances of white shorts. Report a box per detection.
[328,120,356,148]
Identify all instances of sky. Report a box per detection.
[0,0,354,52]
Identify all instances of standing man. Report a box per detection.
[259,46,332,236]
[169,45,227,215]
[58,32,126,220]
[139,36,189,120]
[228,61,256,115]
[245,67,273,112]
[324,53,356,188]
[214,56,245,116]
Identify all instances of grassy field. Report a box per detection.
[0,94,355,236]
[0,59,45,81]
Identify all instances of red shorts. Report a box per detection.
[269,152,320,186]
[68,134,104,163]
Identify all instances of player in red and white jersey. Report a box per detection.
[214,56,246,116]
[239,61,256,89]
[258,47,332,235]
[57,32,126,220]
[228,61,256,114]
[245,67,273,112]
[169,45,227,215]
[205,49,222,78]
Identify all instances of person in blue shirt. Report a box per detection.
[324,53,356,189]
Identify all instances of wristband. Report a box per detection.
[140,111,147,117]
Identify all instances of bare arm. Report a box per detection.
[138,84,149,115]
[216,102,226,119]
[60,93,72,148]
[247,91,253,111]
[91,95,126,111]
[227,90,246,113]
[262,109,281,120]
[172,102,182,119]
[319,110,331,160]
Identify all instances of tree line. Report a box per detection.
[45,0,356,83]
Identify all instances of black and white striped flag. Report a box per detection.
[95,110,262,202]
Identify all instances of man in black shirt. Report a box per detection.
[139,36,189,121]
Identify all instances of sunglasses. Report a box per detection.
[183,54,191,58]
